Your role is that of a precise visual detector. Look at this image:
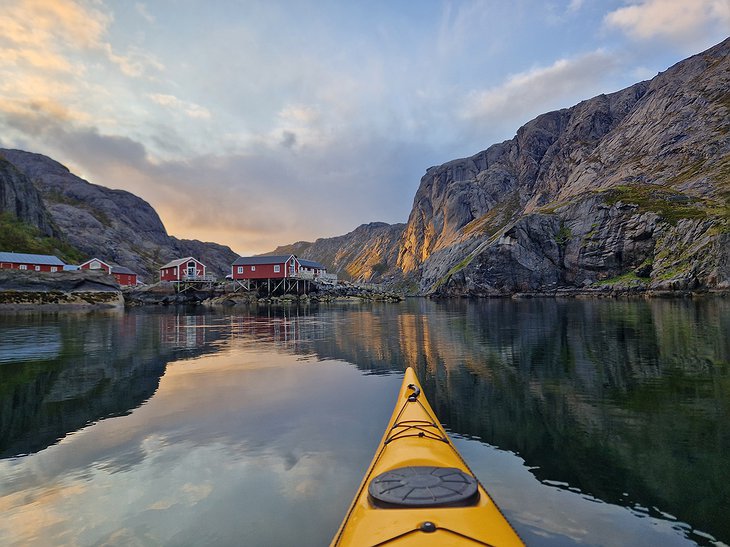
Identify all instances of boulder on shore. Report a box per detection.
[0,269,123,308]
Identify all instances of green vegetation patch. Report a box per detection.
[555,222,572,247]
[0,212,84,263]
[595,271,646,287]
[602,184,707,224]
[431,254,476,292]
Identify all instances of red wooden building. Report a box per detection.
[160,257,207,282]
[80,258,139,286]
[111,266,138,286]
[231,255,300,280]
[80,257,111,274]
[0,252,65,272]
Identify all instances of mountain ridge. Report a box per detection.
[0,149,238,281]
[273,37,729,294]
[1,38,728,293]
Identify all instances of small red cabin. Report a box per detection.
[160,257,207,282]
[81,258,139,286]
[231,255,300,280]
[80,258,111,274]
[111,266,138,286]
[0,251,65,272]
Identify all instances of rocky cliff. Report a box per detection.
[397,37,729,295]
[268,221,405,283]
[0,156,58,237]
[0,149,238,282]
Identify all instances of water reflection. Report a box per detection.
[0,299,727,546]
[0,309,228,458]
[304,298,730,544]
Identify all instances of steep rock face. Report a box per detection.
[401,38,729,295]
[269,222,405,282]
[0,149,238,281]
[0,155,57,237]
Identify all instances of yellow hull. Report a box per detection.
[331,367,524,546]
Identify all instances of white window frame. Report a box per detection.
[274,265,280,273]
[51,267,58,272]
[251,266,256,271]
[237,266,243,274]
[34,265,41,271]
[19,265,27,270]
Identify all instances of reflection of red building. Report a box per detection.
[80,258,138,286]
[0,252,64,272]
[161,314,208,347]
[160,257,207,282]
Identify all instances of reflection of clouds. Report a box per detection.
[0,355,395,546]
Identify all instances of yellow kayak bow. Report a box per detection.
[331,367,524,546]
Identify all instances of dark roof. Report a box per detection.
[232,255,295,266]
[298,258,326,269]
[111,266,137,275]
[0,252,65,266]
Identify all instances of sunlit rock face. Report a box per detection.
[397,38,730,295]
[268,222,406,283]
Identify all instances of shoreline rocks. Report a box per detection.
[0,269,123,309]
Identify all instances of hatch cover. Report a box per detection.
[368,466,479,507]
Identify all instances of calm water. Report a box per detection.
[0,299,728,546]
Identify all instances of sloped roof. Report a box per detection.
[159,256,204,269]
[0,252,65,266]
[298,258,326,269]
[232,255,296,266]
[111,266,137,275]
[80,257,111,269]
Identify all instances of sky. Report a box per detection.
[0,1,728,255]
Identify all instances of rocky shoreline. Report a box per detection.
[124,280,404,306]
[0,269,124,309]
[1,271,726,309]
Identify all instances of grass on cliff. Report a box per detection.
[602,184,708,224]
[462,192,521,237]
[0,212,84,263]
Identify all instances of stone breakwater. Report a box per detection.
[0,270,124,309]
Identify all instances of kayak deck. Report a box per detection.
[331,367,524,546]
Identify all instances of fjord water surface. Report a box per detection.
[0,299,727,546]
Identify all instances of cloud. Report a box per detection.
[135,3,156,24]
[149,94,211,120]
[0,0,161,80]
[462,50,620,129]
[0,102,428,253]
[568,0,585,12]
[0,0,111,50]
[604,0,730,44]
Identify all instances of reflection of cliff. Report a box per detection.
[0,310,228,458]
[308,299,730,543]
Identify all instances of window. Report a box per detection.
[237,266,243,274]
[51,267,58,272]
[251,266,256,271]
[274,265,280,273]
[35,265,41,271]
[19,265,27,270]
